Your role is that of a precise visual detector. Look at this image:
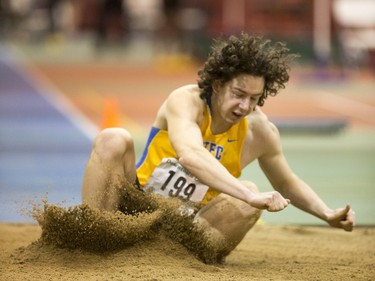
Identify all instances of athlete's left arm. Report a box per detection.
[257,122,355,231]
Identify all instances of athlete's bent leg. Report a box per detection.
[194,181,262,253]
[82,128,137,211]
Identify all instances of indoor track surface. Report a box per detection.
[1,45,374,225]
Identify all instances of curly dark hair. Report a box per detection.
[197,33,298,106]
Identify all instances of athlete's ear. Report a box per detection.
[212,80,222,94]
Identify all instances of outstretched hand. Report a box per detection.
[326,204,355,232]
[249,191,290,212]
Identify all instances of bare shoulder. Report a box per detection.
[169,84,202,103]
[154,84,205,128]
[166,84,205,113]
[252,108,279,135]
[244,108,282,159]
[249,107,277,130]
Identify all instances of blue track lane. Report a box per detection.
[0,59,93,222]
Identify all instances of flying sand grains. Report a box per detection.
[34,203,163,251]
[30,179,232,264]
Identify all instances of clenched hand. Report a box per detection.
[326,204,355,232]
[249,191,290,212]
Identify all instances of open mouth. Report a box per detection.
[232,112,243,118]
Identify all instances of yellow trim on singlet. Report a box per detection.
[136,105,248,206]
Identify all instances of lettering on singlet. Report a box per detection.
[144,158,209,204]
[203,141,224,160]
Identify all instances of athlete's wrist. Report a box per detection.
[242,187,256,206]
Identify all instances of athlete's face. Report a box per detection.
[212,74,265,125]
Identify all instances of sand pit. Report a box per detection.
[0,192,374,281]
[1,222,374,281]
[0,182,373,281]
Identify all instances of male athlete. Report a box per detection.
[82,34,355,256]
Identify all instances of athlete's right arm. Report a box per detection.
[164,87,289,211]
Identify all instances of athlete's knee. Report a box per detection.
[93,128,134,162]
[241,180,260,193]
[239,181,262,217]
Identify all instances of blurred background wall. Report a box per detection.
[0,0,374,69]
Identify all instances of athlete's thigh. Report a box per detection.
[195,193,255,224]
[196,180,260,222]
[194,181,261,244]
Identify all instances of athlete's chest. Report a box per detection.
[202,130,241,160]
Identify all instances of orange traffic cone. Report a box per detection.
[101,97,121,129]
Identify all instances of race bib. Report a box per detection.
[144,158,209,204]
